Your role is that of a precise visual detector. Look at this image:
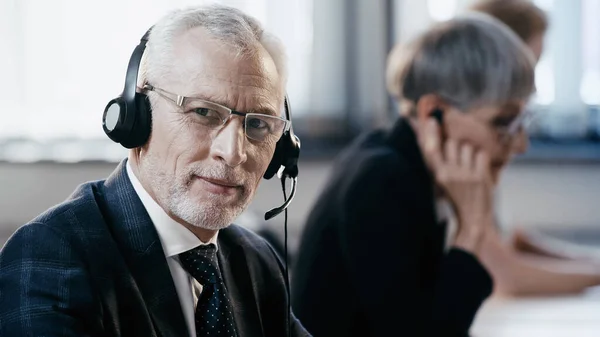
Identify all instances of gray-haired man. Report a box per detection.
[0,5,310,337]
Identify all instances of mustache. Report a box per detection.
[185,165,249,187]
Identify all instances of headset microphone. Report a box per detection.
[265,175,297,221]
[261,96,299,337]
[263,96,300,221]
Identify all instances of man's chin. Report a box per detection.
[166,194,243,229]
[174,207,237,231]
[187,193,246,211]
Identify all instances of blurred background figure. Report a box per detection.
[471,0,547,62]
[1,0,600,336]
[467,0,600,297]
[292,13,534,336]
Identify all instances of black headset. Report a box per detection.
[102,28,300,182]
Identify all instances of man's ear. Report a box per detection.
[415,94,450,124]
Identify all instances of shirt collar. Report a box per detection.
[126,160,218,257]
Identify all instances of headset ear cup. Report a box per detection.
[282,134,300,178]
[104,28,152,149]
[103,97,128,144]
[263,131,300,180]
[118,93,152,149]
[134,93,152,145]
[264,139,284,180]
[139,93,153,140]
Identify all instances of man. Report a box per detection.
[0,5,309,337]
[292,14,536,337]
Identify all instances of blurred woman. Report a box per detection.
[293,14,532,337]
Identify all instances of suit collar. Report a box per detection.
[102,159,157,254]
[387,117,430,180]
[387,117,440,225]
[388,118,448,266]
[101,159,189,337]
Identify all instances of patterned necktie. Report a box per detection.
[179,244,238,337]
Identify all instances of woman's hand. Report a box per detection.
[418,118,495,255]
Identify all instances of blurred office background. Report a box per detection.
[1,0,600,335]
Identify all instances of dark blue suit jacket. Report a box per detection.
[0,160,309,337]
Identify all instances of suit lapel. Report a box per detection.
[217,228,264,337]
[101,160,189,337]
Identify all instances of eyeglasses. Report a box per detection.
[144,84,290,143]
[437,94,536,143]
[495,108,537,143]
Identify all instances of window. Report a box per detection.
[392,0,599,140]
[0,0,313,142]
[531,0,592,138]
[580,0,600,105]
[427,0,457,22]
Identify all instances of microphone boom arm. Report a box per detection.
[264,176,297,220]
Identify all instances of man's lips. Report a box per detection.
[198,176,241,187]
[194,176,243,195]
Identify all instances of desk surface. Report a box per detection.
[472,289,600,337]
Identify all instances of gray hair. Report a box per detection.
[139,4,287,91]
[386,13,536,113]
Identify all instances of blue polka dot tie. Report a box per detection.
[179,244,238,337]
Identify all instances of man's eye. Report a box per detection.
[247,117,268,130]
[192,108,220,119]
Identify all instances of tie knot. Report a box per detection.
[179,243,220,284]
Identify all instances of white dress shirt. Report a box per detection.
[126,161,218,337]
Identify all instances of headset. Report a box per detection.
[431,108,444,125]
[102,28,301,220]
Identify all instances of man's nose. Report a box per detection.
[210,118,248,167]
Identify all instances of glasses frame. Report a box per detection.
[143,84,290,142]
[438,94,536,144]
[496,108,537,143]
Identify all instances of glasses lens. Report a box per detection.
[185,99,229,128]
[507,110,535,136]
[245,114,287,142]
[190,108,226,127]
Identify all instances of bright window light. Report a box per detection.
[427,0,457,22]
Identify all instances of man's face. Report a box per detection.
[443,100,529,185]
[140,27,283,230]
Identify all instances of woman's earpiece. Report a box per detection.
[431,108,444,125]
[430,108,447,140]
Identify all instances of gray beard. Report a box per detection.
[142,157,249,231]
[165,181,245,230]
